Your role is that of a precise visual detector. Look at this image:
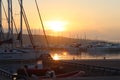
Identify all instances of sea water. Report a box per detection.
[0,51,120,73]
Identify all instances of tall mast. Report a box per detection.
[0,0,2,29]
[11,0,13,36]
[20,0,23,47]
[0,0,3,40]
[7,0,11,38]
[10,0,14,47]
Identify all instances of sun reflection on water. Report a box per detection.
[52,53,59,60]
[50,51,120,60]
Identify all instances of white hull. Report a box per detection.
[0,49,48,61]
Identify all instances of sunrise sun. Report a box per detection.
[46,20,67,32]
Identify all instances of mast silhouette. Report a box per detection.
[0,0,1,28]
[0,0,4,40]
[20,0,23,47]
[7,0,11,39]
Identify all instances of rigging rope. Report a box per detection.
[2,0,11,39]
[18,0,35,49]
[18,0,35,79]
[2,1,18,35]
[1,1,8,25]
[35,0,50,48]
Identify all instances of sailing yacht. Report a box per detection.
[0,0,49,61]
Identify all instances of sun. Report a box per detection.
[46,20,67,32]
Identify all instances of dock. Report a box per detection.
[0,59,120,80]
[64,59,120,69]
[51,76,120,80]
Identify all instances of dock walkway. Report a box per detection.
[61,59,120,75]
[64,59,120,69]
[54,76,120,80]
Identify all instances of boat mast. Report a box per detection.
[7,0,11,39]
[0,0,4,40]
[20,0,23,47]
[11,0,13,37]
[0,0,1,26]
[10,0,14,47]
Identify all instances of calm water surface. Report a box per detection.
[0,51,120,73]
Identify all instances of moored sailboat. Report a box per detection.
[0,0,49,61]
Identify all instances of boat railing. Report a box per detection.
[0,68,13,80]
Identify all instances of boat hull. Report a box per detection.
[0,49,48,61]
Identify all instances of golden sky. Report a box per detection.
[2,0,120,41]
